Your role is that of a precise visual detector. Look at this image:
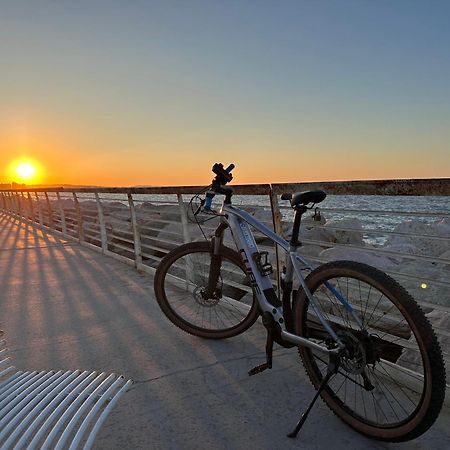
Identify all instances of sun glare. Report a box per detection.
[17,162,36,180]
[8,159,41,184]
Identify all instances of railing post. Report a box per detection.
[8,192,13,213]
[44,192,54,230]
[11,192,16,215]
[16,192,22,218]
[35,192,43,226]
[72,192,84,242]
[10,192,16,215]
[5,192,10,213]
[27,192,35,223]
[177,194,191,243]
[20,192,26,219]
[56,192,67,236]
[0,192,5,210]
[95,192,108,253]
[128,193,143,268]
[269,188,285,298]
[177,193,194,285]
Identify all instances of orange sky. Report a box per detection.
[1,120,448,187]
[1,2,449,187]
[2,122,448,187]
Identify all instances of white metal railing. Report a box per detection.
[1,179,449,379]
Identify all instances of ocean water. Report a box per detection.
[68,191,450,246]
[232,194,450,242]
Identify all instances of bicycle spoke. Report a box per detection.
[162,249,254,331]
[299,269,432,430]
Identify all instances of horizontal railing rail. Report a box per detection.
[1,178,449,379]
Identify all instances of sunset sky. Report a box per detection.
[1,1,449,186]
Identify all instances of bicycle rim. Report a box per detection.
[295,261,445,441]
[155,242,258,338]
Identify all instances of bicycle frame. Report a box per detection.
[218,203,363,355]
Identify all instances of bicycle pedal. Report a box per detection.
[248,363,271,376]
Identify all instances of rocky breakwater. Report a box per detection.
[56,200,275,266]
[29,196,450,380]
[56,198,449,307]
[293,213,450,381]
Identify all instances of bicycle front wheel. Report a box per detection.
[294,260,446,442]
[154,242,259,339]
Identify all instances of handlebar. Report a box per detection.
[204,163,235,210]
[212,163,234,183]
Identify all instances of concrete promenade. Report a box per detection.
[0,212,448,450]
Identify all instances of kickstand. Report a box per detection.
[287,352,340,438]
[248,313,274,376]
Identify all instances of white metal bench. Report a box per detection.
[0,330,132,449]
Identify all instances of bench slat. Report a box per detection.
[0,332,132,449]
[1,371,80,448]
[0,371,66,436]
[0,372,36,399]
[69,377,132,450]
[23,371,100,449]
[51,373,117,449]
[82,379,133,450]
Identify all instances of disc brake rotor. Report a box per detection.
[338,331,367,375]
[193,286,221,307]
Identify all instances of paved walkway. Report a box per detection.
[0,212,448,449]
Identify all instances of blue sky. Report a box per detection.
[1,0,449,184]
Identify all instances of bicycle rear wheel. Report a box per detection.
[294,261,446,442]
[154,242,259,339]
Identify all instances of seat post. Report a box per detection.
[290,205,307,247]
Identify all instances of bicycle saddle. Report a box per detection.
[281,190,327,207]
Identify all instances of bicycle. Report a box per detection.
[154,163,446,442]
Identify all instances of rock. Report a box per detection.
[53,198,75,211]
[79,200,97,211]
[109,209,131,222]
[302,210,327,227]
[381,242,420,262]
[104,217,134,257]
[102,201,129,215]
[400,275,450,308]
[385,219,450,257]
[426,309,450,333]
[398,310,449,380]
[319,247,396,271]
[395,260,442,279]
[157,219,234,246]
[82,222,102,247]
[296,245,324,258]
[433,217,450,236]
[438,249,450,271]
[325,218,364,245]
[301,227,336,244]
[244,207,273,225]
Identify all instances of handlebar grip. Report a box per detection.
[204,191,214,210]
[225,164,235,173]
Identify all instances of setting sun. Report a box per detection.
[8,159,42,184]
[17,162,36,180]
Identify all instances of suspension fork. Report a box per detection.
[205,221,229,297]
